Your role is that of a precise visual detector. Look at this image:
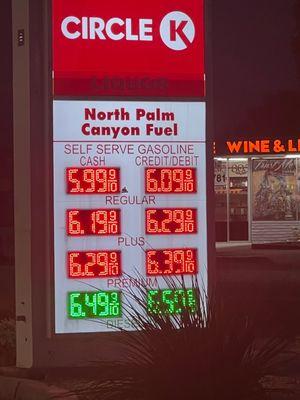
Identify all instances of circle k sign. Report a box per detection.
[52,0,204,97]
[160,12,195,51]
[61,11,196,51]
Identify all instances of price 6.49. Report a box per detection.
[68,291,121,319]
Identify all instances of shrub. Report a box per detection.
[0,318,16,366]
[73,278,293,400]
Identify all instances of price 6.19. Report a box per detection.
[67,209,121,236]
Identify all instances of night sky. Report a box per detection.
[213,0,300,147]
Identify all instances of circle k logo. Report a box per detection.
[61,12,196,51]
[160,12,195,51]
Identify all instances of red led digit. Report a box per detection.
[66,167,120,194]
[83,169,96,193]
[67,209,121,236]
[161,209,172,233]
[147,169,158,192]
[145,208,197,235]
[146,248,198,275]
[161,169,172,192]
[68,169,82,193]
[185,209,196,233]
[69,252,81,276]
[146,250,160,274]
[68,210,84,235]
[173,209,184,233]
[145,168,197,194]
[85,252,96,277]
[91,210,108,234]
[147,209,159,233]
[68,251,121,278]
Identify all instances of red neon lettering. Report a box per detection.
[226,141,243,153]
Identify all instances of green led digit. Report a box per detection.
[148,290,160,314]
[186,289,196,312]
[162,289,174,314]
[110,292,121,317]
[174,289,185,314]
[85,292,97,316]
[97,292,109,317]
[69,292,84,318]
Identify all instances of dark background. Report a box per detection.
[0,0,13,266]
[213,0,300,152]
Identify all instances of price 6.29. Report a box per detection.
[146,208,197,235]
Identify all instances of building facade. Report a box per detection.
[215,142,300,244]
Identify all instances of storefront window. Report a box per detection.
[215,156,300,243]
[214,159,227,241]
[252,158,297,221]
[214,159,249,241]
[228,159,248,240]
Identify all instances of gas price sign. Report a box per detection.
[53,101,207,333]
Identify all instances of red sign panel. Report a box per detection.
[52,0,205,98]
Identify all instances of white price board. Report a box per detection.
[53,101,207,333]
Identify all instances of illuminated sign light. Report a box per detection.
[67,209,121,236]
[61,16,155,42]
[68,251,121,278]
[52,1,205,97]
[145,168,197,194]
[66,167,120,194]
[147,288,196,315]
[225,139,300,155]
[146,208,197,234]
[146,248,197,275]
[68,291,121,319]
[53,101,206,334]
